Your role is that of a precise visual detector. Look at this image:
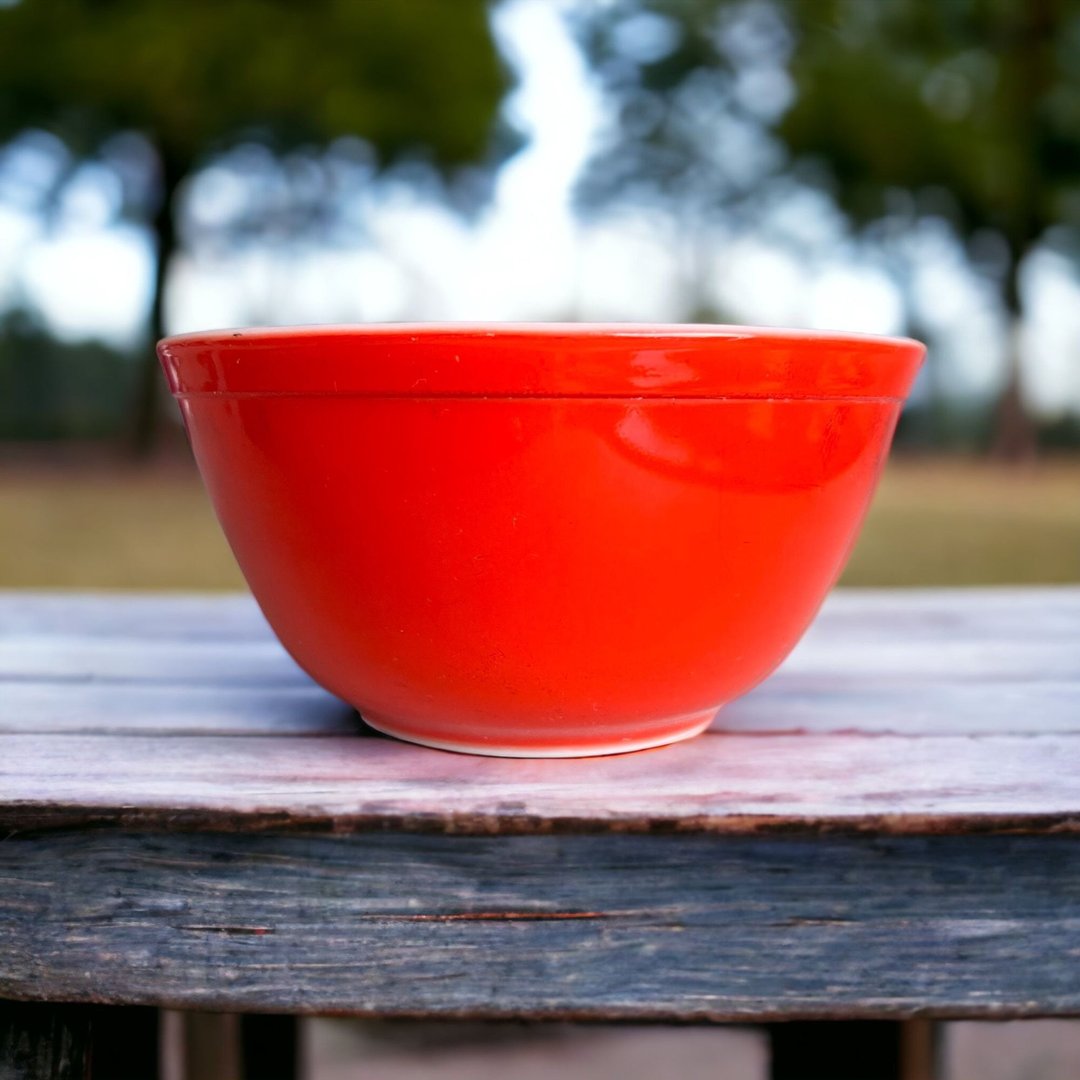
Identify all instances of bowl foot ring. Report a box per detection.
[358,709,717,758]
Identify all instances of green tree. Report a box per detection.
[573,0,795,315]
[575,0,1080,454]
[0,0,513,452]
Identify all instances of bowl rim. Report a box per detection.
[160,321,923,349]
[158,322,926,401]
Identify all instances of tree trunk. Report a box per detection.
[130,147,183,458]
[988,0,1056,462]
[991,257,1038,462]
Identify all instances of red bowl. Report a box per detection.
[159,324,923,757]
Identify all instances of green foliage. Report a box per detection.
[574,0,1080,450]
[576,0,1080,275]
[780,0,1080,260]
[574,0,790,217]
[0,0,514,448]
[0,0,512,169]
[0,312,135,439]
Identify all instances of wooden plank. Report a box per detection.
[2,731,1079,834]
[779,637,1080,680]
[2,590,1078,739]
[5,678,1078,737]
[3,630,1075,687]
[0,1002,91,1080]
[0,683,355,736]
[0,637,306,687]
[720,678,1080,734]
[809,587,1080,638]
[3,588,1078,643]
[4,675,1078,737]
[2,830,1079,1019]
[1,590,1077,1022]
[0,593,268,642]
[4,590,1079,687]
[4,664,1077,737]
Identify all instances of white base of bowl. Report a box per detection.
[359,711,716,758]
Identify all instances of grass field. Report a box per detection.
[1,456,1077,589]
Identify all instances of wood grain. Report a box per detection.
[0,592,268,641]
[2,683,357,736]
[2,590,1080,1020]
[2,730,1079,834]
[2,830,1079,1019]
[4,587,1077,642]
[2,589,1079,833]
[2,590,1078,738]
[0,636,305,687]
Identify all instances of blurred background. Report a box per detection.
[2,4,1079,1078]
[1,0,1078,590]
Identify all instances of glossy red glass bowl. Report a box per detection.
[159,324,924,757]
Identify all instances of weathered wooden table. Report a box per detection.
[2,588,1079,1079]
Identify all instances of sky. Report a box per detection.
[0,0,1078,416]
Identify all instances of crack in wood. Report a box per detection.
[371,911,612,922]
[177,925,274,935]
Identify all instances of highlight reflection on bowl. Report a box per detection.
[158,324,924,758]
